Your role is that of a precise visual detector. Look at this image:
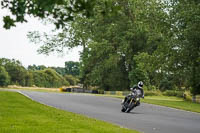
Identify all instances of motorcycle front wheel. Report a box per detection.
[126,102,135,113]
[126,106,134,113]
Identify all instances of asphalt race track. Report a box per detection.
[20,91,200,133]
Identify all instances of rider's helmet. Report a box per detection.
[138,81,143,89]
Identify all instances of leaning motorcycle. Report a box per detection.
[121,89,142,113]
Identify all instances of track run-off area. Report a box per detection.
[20,91,200,133]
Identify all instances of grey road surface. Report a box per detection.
[20,91,200,133]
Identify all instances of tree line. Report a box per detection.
[0,58,80,88]
[1,0,200,95]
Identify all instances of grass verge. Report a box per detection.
[0,87,60,93]
[141,96,200,113]
[0,91,139,133]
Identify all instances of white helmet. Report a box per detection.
[138,81,143,89]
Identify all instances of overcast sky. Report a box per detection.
[0,6,81,68]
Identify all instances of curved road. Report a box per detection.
[20,91,200,133]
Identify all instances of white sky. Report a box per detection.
[0,6,81,68]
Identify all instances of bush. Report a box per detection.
[144,85,157,90]
[33,69,69,88]
[0,66,10,87]
[163,90,184,97]
[183,91,192,101]
[98,90,104,94]
[144,90,162,96]
[64,75,78,85]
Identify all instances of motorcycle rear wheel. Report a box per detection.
[121,106,127,112]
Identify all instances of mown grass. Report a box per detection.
[0,91,139,133]
[141,96,200,113]
[0,87,59,93]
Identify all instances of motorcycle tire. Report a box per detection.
[126,103,135,113]
[126,107,134,113]
[121,106,127,112]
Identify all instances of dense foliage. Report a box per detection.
[65,61,80,76]
[1,0,200,94]
[0,66,10,86]
[0,58,79,88]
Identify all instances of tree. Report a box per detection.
[28,64,38,71]
[28,64,46,70]
[0,58,72,88]
[0,66,10,87]
[25,71,34,87]
[65,61,80,76]
[0,58,27,86]
[50,67,66,76]
[79,41,130,90]
[170,0,200,95]
[1,0,97,29]
[75,0,170,90]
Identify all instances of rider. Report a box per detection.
[122,81,144,106]
[131,81,144,98]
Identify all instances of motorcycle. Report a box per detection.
[121,89,142,113]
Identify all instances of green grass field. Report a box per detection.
[0,91,139,133]
[0,87,59,92]
[142,96,200,113]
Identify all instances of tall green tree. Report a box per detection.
[25,71,34,87]
[78,0,169,90]
[0,58,27,86]
[28,0,169,90]
[170,0,200,94]
[65,61,80,76]
[0,66,10,87]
